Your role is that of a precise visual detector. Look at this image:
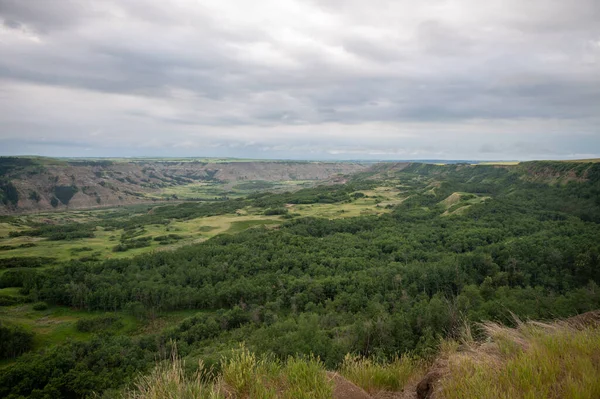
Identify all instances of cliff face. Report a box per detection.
[518,161,600,184]
[0,158,368,214]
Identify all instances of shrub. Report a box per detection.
[264,207,289,216]
[28,191,41,202]
[75,315,124,333]
[0,257,53,269]
[32,302,48,311]
[0,269,35,288]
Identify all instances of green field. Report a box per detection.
[0,186,403,263]
[152,179,315,200]
[0,214,283,262]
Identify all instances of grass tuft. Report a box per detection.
[124,354,223,399]
[340,354,425,394]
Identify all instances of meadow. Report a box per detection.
[0,185,403,263]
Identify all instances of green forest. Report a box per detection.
[1,161,600,398]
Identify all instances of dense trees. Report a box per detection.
[20,176,600,354]
[0,336,154,398]
[0,323,34,359]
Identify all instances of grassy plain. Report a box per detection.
[0,215,284,262]
[0,186,404,263]
[153,180,315,200]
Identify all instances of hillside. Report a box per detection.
[120,311,600,399]
[0,157,368,214]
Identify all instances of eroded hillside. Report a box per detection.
[0,158,368,214]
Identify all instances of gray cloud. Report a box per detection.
[0,0,599,160]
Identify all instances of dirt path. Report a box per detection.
[329,372,422,399]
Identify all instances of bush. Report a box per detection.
[0,269,35,288]
[0,295,28,306]
[0,257,53,270]
[264,207,289,216]
[75,315,124,333]
[28,191,41,202]
[32,302,48,311]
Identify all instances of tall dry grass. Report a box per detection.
[439,319,600,399]
[340,354,426,394]
[123,345,332,399]
[122,316,600,399]
[123,354,223,399]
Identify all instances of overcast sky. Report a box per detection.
[0,0,599,160]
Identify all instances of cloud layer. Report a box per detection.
[1,0,599,160]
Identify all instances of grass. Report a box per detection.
[225,219,281,234]
[123,346,333,399]
[0,287,21,296]
[125,355,223,399]
[0,304,140,351]
[154,183,242,201]
[440,192,490,216]
[285,186,404,220]
[439,319,600,399]
[340,354,425,394]
[0,185,403,263]
[150,179,315,201]
[116,314,600,399]
[0,213,285,262]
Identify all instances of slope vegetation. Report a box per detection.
[121,312,600,399]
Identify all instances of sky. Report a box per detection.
[0,0,599,161]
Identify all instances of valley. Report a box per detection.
[1,158,600,398]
